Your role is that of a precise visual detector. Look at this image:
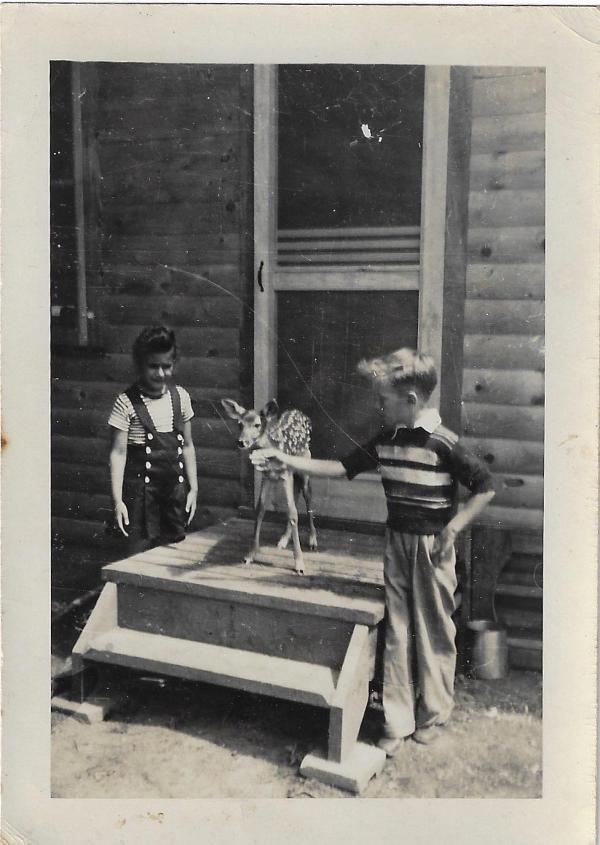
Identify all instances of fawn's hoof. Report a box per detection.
[294,563,305,576]
[243,556,253,566]
[308,539,318,551]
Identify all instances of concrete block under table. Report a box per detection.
[72,519,386,791]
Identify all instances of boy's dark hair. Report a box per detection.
[132,325,178,367]
[357,348,438,400]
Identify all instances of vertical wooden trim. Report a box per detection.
[71,63,88,346]
[253,65,278,410]
[439,67,474,433]
[418,67,451,409]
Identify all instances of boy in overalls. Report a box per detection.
[108,326,198,555]
[252,348,495,754]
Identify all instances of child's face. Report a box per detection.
[137,349,175,397]
[377,383,424,428]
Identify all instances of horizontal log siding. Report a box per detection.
[52,64,252,587]
[464,68,544,666]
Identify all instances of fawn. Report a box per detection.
[221,398,317,574]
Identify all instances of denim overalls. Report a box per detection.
[122,382,187,554]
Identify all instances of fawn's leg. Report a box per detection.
[301,473,318,551]
[246,475,270,565]
[277,473,302,549]
[282,470,304,574]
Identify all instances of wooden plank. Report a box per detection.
[104,566,384,626]
[97,263,242,297]
[440,66,473,433]
[462,401,544,440]
[85,627,337,708]
[470,113,545,155]
[51,435,241,479]
[100,172,241,209]
[96,140,242,181]
[117,583,352,669]
[99,295,241,329]
[99,325,239,358]
[495,583,542,600]
[52,354,239,391]
[100,203,242,239]
[472,67,544,80]
[508,644,542,672]
[495,605,542,634]
[52,381,239,419]
[475,505,543,531]
[52,464,241,506]
[461,436,544,475]
[511,532,543,556]
[52,489,112,521]
[466,263,545,300]
[417,66,451,410]
[462,367,544,406]
[468,189,544,228]
[100,233,241,266]
[469,151,544,191]
[468,226,545,263]
[72,582,118,674]
[491,473,544,510]
[328,625,372,763]
[464,299,544,336]
[96,64,242,100]
[472,73,545,118]
[463,334,544,370]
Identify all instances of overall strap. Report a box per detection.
[168,383,183,432]
[125,384,158,434]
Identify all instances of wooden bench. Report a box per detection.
[72,520,387,792]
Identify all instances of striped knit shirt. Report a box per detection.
[341,412,494,535]
[108,385,194,445]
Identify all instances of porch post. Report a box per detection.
[418,66,451,410]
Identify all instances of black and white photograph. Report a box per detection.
[48,59,545,799]
[1,4,597,843]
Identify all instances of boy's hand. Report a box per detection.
[250,448,284,472]
[186,489,198,525]
[431,526,457,566]
[114,501,129,536]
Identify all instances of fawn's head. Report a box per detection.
[221,398,279,450]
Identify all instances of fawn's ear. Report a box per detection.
[221,398,246,420]
[260,399,279,421]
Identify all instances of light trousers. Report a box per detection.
[382,528,458,738]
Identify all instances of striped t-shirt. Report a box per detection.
[108,385,194,445]
[341,416,494,535]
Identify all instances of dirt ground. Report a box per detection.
[51,668,542,799]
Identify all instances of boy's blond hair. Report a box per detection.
[357,348,438,400]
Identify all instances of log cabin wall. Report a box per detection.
[52,63,254,600]
[463,67,545,669]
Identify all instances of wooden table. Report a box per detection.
[72,519,387,792]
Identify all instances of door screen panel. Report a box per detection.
[277,290,419,459]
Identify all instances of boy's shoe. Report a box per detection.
[377,735,407,758]
[412,726,445,746]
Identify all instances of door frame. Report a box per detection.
[252,64,452,518]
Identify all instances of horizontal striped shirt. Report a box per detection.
[108,385,194,445]
[341,416,494,534]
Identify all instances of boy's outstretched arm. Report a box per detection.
[251,448,347,479]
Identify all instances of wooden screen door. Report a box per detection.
[254,65,451,524]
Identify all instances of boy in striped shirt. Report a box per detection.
[252,348,495,754]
